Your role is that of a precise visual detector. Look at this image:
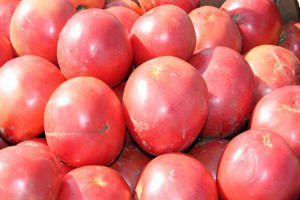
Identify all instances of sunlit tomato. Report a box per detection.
[44,77,125,168]
[221,0,281,53]
[0,55,65,143]
[0,0,19,38]
[279,22,300,60]
[189,6,241,52]
[123,56,208,155]
[57,9,132,87]
[0,34,14,67]
[59,166,131,200]
[69,0,105,9]
[189,47,255,138]
[138,0,199,13]
[218,130,300,200]
[105,0,143,15]
[131,5,196,65]
[135,153,218,199]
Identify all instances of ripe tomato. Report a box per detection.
[0,0,19,38]
[0,34,14,67]
[279,22,300,60]
[113,81,126,102]
[138,0,199,13]
[221,0,281,53]
[217,129,300,200]
[189,47,255,138]
[0,55,65,143]
[189,6,241,53]
[123,56,208,155]
[44,77,125,167]
[131,5,196,65]
[10,0,76,63]
[57,9,132,87]
[105,0,143,15]
[70,0,105,9]
[59,166,131,200]
[135,153,218,199]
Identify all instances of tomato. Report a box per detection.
[245,45,300,102]
[57,9,132,87]
[59,165,131,200]
[0,136,8,150]
[70,0,105,9]
[10,0,76,63]
[0,0,19,38]
[0,55,65,144]
[251,85,300,159]
[0,34,14,67]
[113,81,126,102]
[221,0,281,53]
[106,6,140,34]
[189,6,241,53]
[131,5,196,65]
[188,138,228,181]
[105,0,143,15]
[217,129,300,200]
[44,77,125,167]
[0,145,63,199]
[138,0,199,13]
[279,22,300,60]
[123,56,208,155]
[189,47,255,138]
[135,153,218,199]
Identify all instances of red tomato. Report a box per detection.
[0,55,65,143]
[189,6,241,53]
[245,45,300,102]
[0,0,19,38]
[70,0,105,8]
[189,47,255,138]
[131,5,196,65]
[0,34,14,67]
[279,22,300,60]
[57,9,132,87]
[59,165,131,200]
[123,56,208,155]
[221,0,281,53]
[10,0,76,63]
[188,139,228,181]
[0,145,63,199]
[251,85,300,159]
[44,77,125,167]
[217,129,300,200]
[113,81,126,102]
[138,0,199,13]
[106,6,140,34]
[135,153,218,199]
[105,0,144,15]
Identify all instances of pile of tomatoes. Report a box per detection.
[0,0,300,199]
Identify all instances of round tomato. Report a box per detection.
[138,0,199,13]
[279,22,300,60]
[123,56,208,155]
[10,0,76,63]
[70,0,105,9]
[0,0,19,38]
[44,77,125,167]
[105,0,143,15]
[0,55,65,143]
[0,34,14,67]
[131,5,196,65]
[217,129,300,200]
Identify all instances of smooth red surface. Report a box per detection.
[70,0,105,8]
[138,0,199,13]
[0,35,14,67]
[131,5,196,65]
[123,56,208,155]
[0,55,65,143]
[105,0,143,15]
[189,6,241,52]
[279,22,300,60]
[45,77,125,167]
[221,0,281,53]
[0,0,19,38]
[135,153,218,199]
[59,166,131,200]
[217,129,300,200]
[57,9,132,87]
[251,85,300,159]
[189,47,255,138]
[10,0,76,63]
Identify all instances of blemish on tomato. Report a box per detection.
[94,177,107,187]
[262,134,272,148]
[151,65,162,80]
[279,104,300,113]
[98,122,109,134]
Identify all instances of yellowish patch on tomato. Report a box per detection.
[279,104,300,113]
[262,134,272,148]
[94,177,107,187]
[152,65,162,80]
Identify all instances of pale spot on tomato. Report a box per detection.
[262,134,272,148]
[93,177,107,187]
[278,104,300,113]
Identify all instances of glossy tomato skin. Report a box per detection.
[221,0,281,53]
[188,139,228,181]
[0,55,65,144]
[245,45,300,102]
[105,0,143,15]
[10,0,76,63]
[189,47,255,138]
[189,6,241,53]
[0,0,19,38]
[279,22,300,60]
[217,130,300,200]
[135,153,218,200]
[131,5,196,65]
[0,34,14,66]
[0,145,63,200]
[57,9,132,87]
[251,85,300,159]
[70,0,105,8]
[138,0,199,13]
[123,56,208,155]
[44,77,125,168]
[59,165,131,200]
